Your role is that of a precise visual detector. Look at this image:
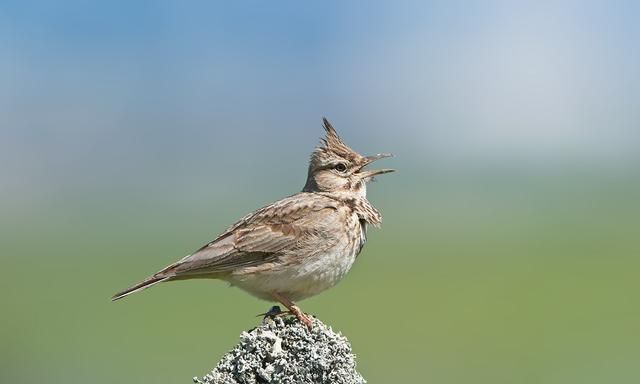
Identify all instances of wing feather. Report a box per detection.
[167,194,339,277]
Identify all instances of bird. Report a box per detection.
[112,118,394,328]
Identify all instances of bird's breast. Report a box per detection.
[226,209,365,302]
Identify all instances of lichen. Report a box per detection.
[193,316,365,384]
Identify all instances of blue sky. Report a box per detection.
[2,1,639,201]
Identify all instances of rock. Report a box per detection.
[193,316,366,384]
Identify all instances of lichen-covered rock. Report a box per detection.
[193,316,366,384]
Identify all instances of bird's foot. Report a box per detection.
[270,291,313,330]
[257,305,313,329]
[289,305,314,329]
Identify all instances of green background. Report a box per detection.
[2,2,639,383]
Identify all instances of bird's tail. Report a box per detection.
[111,263,177,301]
[111,273,172,301]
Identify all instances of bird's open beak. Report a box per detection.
[358,153,395,179]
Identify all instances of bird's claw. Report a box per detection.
[257,305,313,329]
[297,312,314,330]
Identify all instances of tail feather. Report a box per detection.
[111,274,171,301]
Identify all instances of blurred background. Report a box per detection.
[2,1,639,383]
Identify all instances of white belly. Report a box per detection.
[226,238,361,302]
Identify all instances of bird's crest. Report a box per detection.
[310,118,363,167]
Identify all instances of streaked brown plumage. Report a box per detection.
[112,118,394,328]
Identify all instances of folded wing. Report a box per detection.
[112,193,339,300]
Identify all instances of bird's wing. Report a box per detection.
[167,193,341,277]
[111,193,341,300]
[111,193,342,300]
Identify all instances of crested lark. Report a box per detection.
[112,118,394,328]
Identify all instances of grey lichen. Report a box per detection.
[193,316,366,384]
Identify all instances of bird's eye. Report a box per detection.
[334,163,347,173]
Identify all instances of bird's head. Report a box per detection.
[302,118,394,196]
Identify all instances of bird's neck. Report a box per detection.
[315,190,382,226]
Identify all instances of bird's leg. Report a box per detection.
[271,291,313,329]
